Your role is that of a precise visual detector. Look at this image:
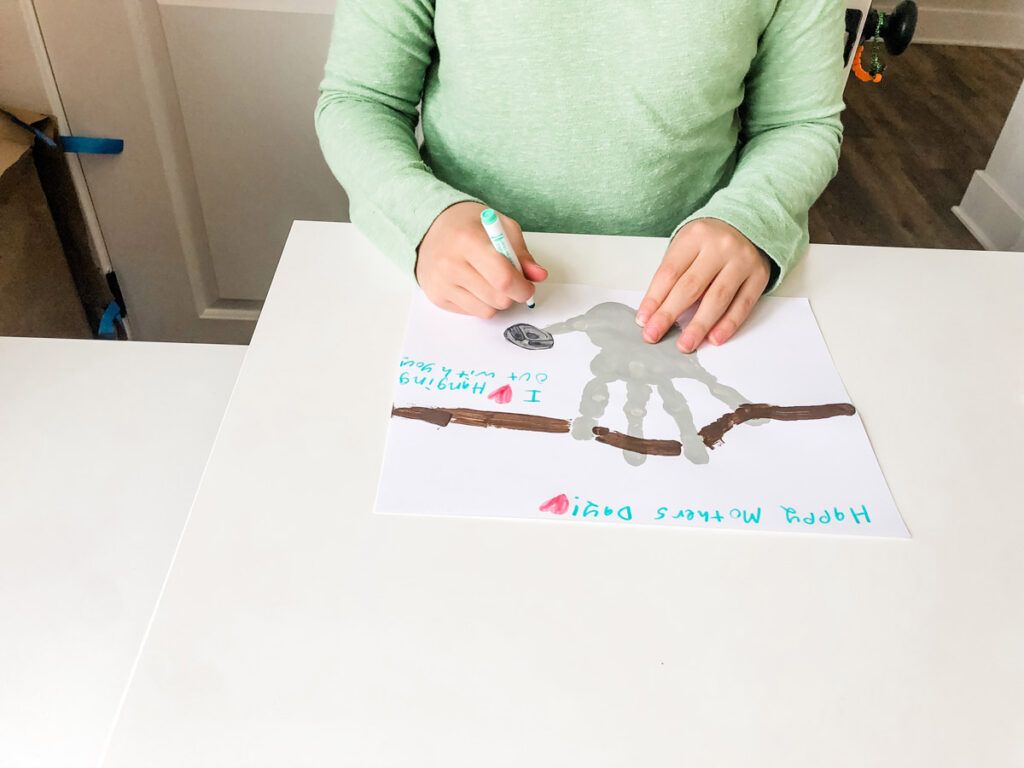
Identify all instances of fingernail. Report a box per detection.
[635,315,645,327]
[709,331,723,345]
[642,326,659,343]
[678,334,695,353]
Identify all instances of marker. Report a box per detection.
[481,208,535,309]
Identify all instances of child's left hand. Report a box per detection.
[635,219,772,353]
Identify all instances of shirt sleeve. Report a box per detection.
[676,0,846,291]
[314,0,480,276]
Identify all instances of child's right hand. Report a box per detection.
[415,202,547,318]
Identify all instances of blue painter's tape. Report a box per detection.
[61,136,124,154]
[1,109,58,147]
[98,301,122,339]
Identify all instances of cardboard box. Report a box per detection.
[0,106,107,338]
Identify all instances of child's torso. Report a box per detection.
[422,0,774,236]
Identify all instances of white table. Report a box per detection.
[0,337,244,768]
[100,222,1024,767]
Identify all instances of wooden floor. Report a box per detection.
[809,44,1024,250]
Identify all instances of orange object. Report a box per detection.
[852,45,883,83]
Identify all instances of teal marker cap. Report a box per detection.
[480,208,498,225]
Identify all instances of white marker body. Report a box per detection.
[481,214,536,308]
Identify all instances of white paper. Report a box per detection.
[375,283,908,538]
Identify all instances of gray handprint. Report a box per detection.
[507,302,752,465]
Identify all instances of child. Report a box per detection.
[316,0,845,353]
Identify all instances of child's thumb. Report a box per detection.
[517,249,548,282]
[501,215,548,282]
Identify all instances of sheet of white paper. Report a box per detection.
[375,283,908,538]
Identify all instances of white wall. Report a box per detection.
[914,1,1024,48]
[954,82,1024,251]
[0,0,56,114]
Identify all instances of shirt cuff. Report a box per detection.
[673,202,806,294]
[351,180,482,279]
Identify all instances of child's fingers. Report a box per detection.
[449,285,498,319]
[636,240,700,328]
[707,274,767,346]
[454,260,516,310]
[439,299,470,315]
[425,288,474,316]
[468,247,536,305]
[641,256,720,344]
[676,267,745,353]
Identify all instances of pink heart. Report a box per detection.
[539,494,570,515]
[487,384,513,405]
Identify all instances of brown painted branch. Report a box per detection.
[592,427,681,456]
[391,402,856,455]
[391,406,570,433]
[698,403,856,448]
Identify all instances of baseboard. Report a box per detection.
[952,171,1024,251]
[914,7,1024,49]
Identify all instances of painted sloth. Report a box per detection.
[507,302,754,466]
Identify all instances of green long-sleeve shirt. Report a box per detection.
[316,0,845,287]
